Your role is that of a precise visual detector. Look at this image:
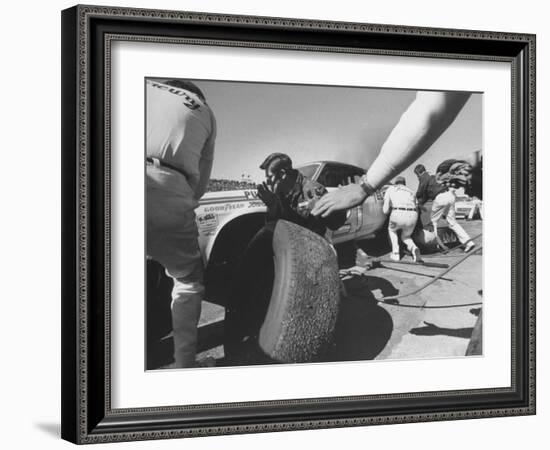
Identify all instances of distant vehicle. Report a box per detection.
[455,194,482,219]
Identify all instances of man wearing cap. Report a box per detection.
[146,78,217,368]
[414,164,475,252]
[255,153,346,237]
[383,176,423,262]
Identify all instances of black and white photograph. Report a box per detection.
[55,2,537,446]
[145,78,484,370]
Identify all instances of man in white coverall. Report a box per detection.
[311,91,472,217]
[414,164,475,252]
[383,176,422,262]
[146,79,217,368]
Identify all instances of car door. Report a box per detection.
[355,185,388,240]
[315,164,364,242]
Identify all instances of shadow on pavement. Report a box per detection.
[321,275,396,362]
[148,247,400,367]
[409,321,473,339]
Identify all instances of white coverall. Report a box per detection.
[382,184,420,258]
[431,189,470,244]
[146,80,216,368]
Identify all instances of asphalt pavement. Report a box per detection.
[195,219,483,366]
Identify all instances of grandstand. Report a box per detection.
[206,178,257,192]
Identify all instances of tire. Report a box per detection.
[224,220,341,364]
[413,226,459,253]
[258,220,341,363]
[224,224,276,365]
[414,201,460,253]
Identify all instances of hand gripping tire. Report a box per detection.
[257,220,341,363]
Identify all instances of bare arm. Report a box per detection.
[364,91,471,189]
[312,91,470,217]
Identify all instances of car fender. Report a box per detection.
[196,190,266,263]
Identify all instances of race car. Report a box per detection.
[197,161,386,258]
[196,161,389,300]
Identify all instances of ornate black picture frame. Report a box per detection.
[61,4,535,444]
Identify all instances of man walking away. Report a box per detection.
[414,164,475,253]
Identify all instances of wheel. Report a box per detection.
[413,226,459,253]
[225,220,341,364]
[259,220,341,363]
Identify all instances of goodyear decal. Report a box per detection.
[203,202,248,213]
[202,205,228,213]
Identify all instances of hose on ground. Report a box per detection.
[374,245,483,309]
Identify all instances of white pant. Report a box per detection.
[431,191,471,244]
[388,209,419,255]
[147,164,203,368]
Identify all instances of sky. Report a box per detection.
[194,79,482,191]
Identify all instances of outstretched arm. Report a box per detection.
[364,91,470,189]
[311,91,471,217]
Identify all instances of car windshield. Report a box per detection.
[316,164,365,188]
[296,163,321,180]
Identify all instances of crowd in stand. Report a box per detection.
[206,178,257,192]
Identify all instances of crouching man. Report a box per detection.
[257,153,346,237]
[383,176,423,262]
